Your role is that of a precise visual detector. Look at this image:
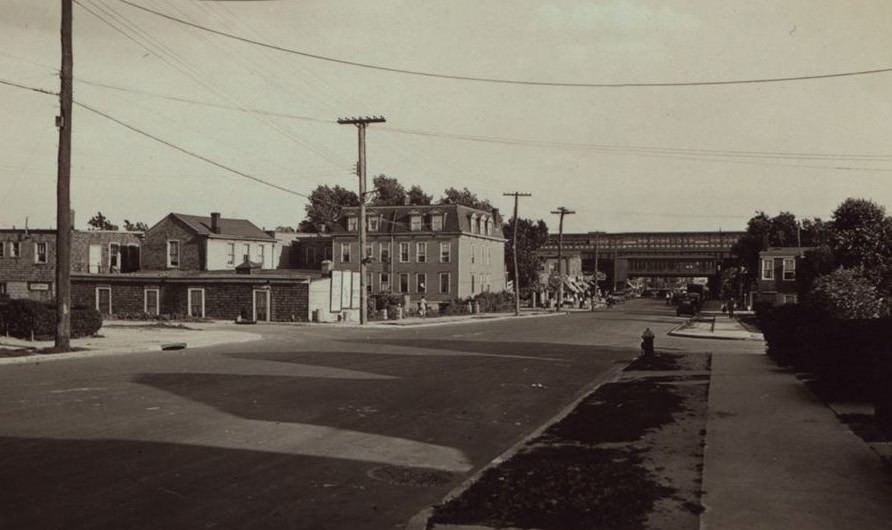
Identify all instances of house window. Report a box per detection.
[365,244,373,261]
[469,215,478,234]
[340,242,351,263]
[366,272,373,293]
[34,242,48,264]
[380,272,390,292]
[399,242,410,263]
[10,241,20,258]
[347,216,358,232]
[380,242,391,263]
[187,288,205,318]
[323,246,333,260]
[471,245,476,264]
[416,273,426,294]
[431,215,443,232]
[761,258,774,280]
[0,282,6,295]
[482,217,490,236]
[410,215,422,232]
[0,242,4,258]
[109,243,120,271]
[227,243,235,265]
[440,242,451,263]
[782,258,796,281]
[242,243,250,263]
[167,240,180,268]
[783,294,799,305]
[257,244,265,266]
[144,288,160,316]
[416,242,427,263]
[439,272,450,294]
[368,217,379,231]
[305,247,317,265]
[471,274,476,293]
[399,273,409,293]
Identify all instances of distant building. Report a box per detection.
[329,204,507,301]
[753,247,811,306]
[142,212,277,271]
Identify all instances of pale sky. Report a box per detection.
[2,1,892,234]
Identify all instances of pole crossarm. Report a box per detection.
[337,116,387,125]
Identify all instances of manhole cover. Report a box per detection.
[367,465,453,487]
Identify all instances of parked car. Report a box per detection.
[676,297,698,316]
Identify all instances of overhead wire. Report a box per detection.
[77,0,350,170]
[118,0,892,88]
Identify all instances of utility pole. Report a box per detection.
[337,115,385,325]
[503,192,531,316]
[55,0,73,351]
[550,207,574,310]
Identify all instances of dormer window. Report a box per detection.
[347,216,358,232]
[469,214,479,234]
[431,212,444,232]
[368,216,380,232]
[410,213,422,232]
[482,216,490,236]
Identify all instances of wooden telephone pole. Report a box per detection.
[550,207,574,310]
[503,192,531,316]
[55,0,73,351]
[337,116,385,325]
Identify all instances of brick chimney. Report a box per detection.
[210,212,221,234]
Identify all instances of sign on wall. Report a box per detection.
[330,270,361,312]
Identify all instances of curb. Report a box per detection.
[666,320,764,342]
[405,357,636,530]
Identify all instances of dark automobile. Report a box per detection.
[676,297,698,316]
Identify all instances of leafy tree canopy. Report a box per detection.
[298,185,359,233]
[829,198,892,270]
[503,217,549,289]
[806,267,887,319]
[437,187,494,213]
[123,219,149,232]
[732,211,824,276]
[407,185,433,206]
[369,174,407,206]
[87,211,118,231]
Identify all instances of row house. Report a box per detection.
[0,228,141,302]
[753,246,810,306]
[329,204,507,302]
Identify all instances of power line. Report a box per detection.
[0,78,58,96]
[74,100,312,199]
[118,0,892,88]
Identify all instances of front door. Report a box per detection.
[88,245,102,273]
[188,289,204,318]
[253,289,270,322]
[96,287,112,315]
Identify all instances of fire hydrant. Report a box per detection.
[641,328,655,357]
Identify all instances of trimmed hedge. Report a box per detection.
[0,299,103,340]
[758,303,892,432]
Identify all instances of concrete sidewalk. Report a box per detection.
[669,314,764,341]
[0,320,261,365]
[702,353,892,530]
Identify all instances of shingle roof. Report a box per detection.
[170,213,274,241]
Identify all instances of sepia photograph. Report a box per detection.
[1,2,891,529]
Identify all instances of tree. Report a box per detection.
[503,217,549,290]
[438,187,494,212]
[829,198,892,271]
[369,174,407,206]
[298,185,359,232]
[732,210,825,287]
[407,185,433,205]
[806,267,886,319]
[123,219,149,232]
[275,226,295,233]
[87,211,118,231]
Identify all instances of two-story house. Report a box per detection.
[329,204,507,302]
[754,247,811,306]
[142,212,277,271]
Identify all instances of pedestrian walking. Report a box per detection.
[418,296,428,318]
[728,298,736,318]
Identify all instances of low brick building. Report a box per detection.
[72,271,314,321]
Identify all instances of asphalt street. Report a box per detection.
[0,299,761,530]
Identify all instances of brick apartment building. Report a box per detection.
[753,246,810,306]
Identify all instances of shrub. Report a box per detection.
[0,299,102,340]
